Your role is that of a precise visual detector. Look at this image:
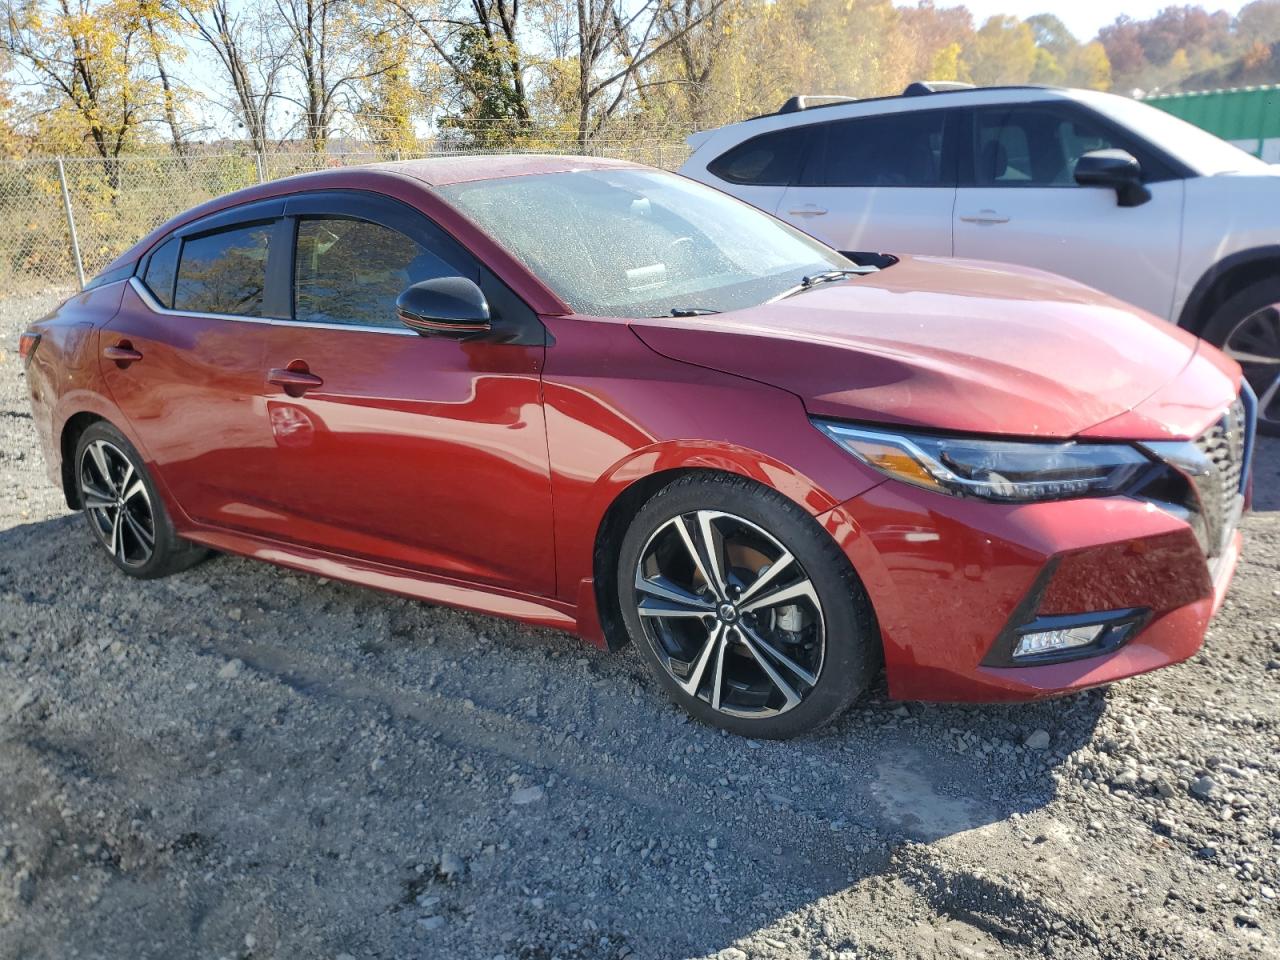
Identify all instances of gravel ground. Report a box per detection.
[1,289,1277,960]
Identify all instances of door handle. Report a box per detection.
[959,210,1010,224]
[268,361,323,398]
[103,342,143,365]
[787,205,828,217]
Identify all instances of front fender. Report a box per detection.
[542,313,884,615]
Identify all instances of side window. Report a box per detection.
[142,236,179,308]
[974,107,1146,186]
[293,217,460,329]
[822,111,949,187]
[708,128,809,186]
[174,223,272,316]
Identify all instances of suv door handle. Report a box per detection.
[959,210,1010,224]
[787,205,828,217]
[103,342,143,364]
[268,361,323,398]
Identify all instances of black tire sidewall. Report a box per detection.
[74,421,201,579]
[1198,278,1280,435]
[616,474,878,739]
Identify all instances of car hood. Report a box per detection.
[630,256,1218,439]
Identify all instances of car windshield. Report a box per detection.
[1078,91,1270,176]
[436,168,849,317]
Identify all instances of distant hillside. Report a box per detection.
[1181,40,1280,89]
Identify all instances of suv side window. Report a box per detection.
[973,106,1161,186]
[174,222,273,316]
[708,127,811,186]
[293,217,460,329]
[821,110,951,187]
[141,236,180,308]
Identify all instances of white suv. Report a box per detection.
[680,82,1280,432]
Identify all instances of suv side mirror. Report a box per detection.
[396,276,491,338]
[1074,149,1151,208]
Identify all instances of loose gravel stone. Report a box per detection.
[1024,729,1051,750]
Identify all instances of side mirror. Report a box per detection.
[1074,149,1151,207]
[396,276,491,338]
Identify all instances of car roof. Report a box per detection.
[92,154,651,279]
[369,153,643,186]
[686,85,1087,151]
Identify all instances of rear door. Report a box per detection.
[100,202,285,532]
[953,102,1184,318]
[255,191,557,595]
[775,108,958,257]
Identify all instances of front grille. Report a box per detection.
[1190,396,1248,558]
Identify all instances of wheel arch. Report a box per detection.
[59,411,106,509]
[1178,246,1280,335]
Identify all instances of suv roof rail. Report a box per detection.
[777,95,857,115]
[903,81,975,96]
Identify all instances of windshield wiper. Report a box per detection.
[773,265,879,301]
[666,306,722,317]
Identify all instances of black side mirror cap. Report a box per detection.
[396,276,491,338]
[1074,149,1151,207]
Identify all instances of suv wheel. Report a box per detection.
[1201,279,1280,435]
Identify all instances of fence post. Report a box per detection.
[56,157,86,291]
[255,151,267,183]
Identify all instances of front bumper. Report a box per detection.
[820,466,1243,704]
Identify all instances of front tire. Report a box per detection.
[1200,279,1280,435]
[616,473,879,739]
[74,421,209,579]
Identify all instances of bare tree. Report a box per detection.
[274,0,399,150]
[571,0,731,145]
[182,0,285,154]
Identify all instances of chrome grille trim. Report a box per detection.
[1140,389,1255,561]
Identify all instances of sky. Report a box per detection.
[930,0,1252,41]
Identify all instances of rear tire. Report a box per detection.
[74,421,209,579]
[616,472,879,739]
[1199,279,1280,436]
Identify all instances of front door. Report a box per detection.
[256,192,556,595]
[953,103,1185,319]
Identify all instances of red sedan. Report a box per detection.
[20,156,1255,738]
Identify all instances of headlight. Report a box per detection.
[813,420,1151,502]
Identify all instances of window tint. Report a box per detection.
[293,217,459,329]
[975,107,1141,186]
[708,128,809,186]
[142,237,179,308]
[822,111,949,186]
[174,223,272,316]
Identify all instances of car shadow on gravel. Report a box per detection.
[1,512,1109,959]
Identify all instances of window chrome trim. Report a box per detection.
[128,276,419,336]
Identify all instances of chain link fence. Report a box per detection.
[0,136,691,293]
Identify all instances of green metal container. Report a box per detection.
[1144,85,1280,161]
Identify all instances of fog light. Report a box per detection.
[1013,624,1105,659]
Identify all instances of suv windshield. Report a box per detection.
[437,168,849,317]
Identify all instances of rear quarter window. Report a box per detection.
[141,237,179,308]
[708,127,810,186]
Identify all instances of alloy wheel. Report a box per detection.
[633,510,825,719]
[1222,304,1280,428]
[79,439,156,567]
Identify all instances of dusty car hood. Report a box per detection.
[630,256,1214,439]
